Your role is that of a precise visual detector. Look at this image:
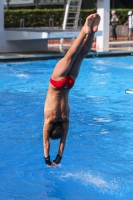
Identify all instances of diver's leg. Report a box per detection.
[69,15,100,80]
[51,14,97,80]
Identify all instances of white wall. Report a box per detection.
[0,32,48,52]
[0,0,48,53]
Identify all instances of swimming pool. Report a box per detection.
[0,56,133,200]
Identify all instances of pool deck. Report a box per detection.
[0,40,133,62]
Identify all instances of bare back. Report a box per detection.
[44,84,70,123]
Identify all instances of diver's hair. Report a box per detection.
[49,123,63,140]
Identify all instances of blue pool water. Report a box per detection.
[0,56,133,200]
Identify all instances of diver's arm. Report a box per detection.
[43,119,52,165]
[52,121,69,166]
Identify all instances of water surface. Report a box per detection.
[0,56,133,200]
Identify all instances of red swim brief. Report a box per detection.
[50,75,75,89]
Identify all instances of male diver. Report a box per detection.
[43,13,101,166]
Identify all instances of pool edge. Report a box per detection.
[0,50,133,62]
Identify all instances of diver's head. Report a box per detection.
[49,123,64,140]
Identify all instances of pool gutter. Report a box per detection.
[0,50,133,62]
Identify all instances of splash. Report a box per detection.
[5,64,29,78]
[16,74,29,78]
[93,117,112,123]
[60,171,118,190]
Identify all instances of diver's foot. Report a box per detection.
[91,14,101,32]
[83,14,94,35]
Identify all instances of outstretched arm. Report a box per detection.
[43,119,52,165]
[51,121,69,166]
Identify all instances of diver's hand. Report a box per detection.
[51,162,57,166]
[44,154,62,166]
[53,154,62,165]
[44,156,52,166]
